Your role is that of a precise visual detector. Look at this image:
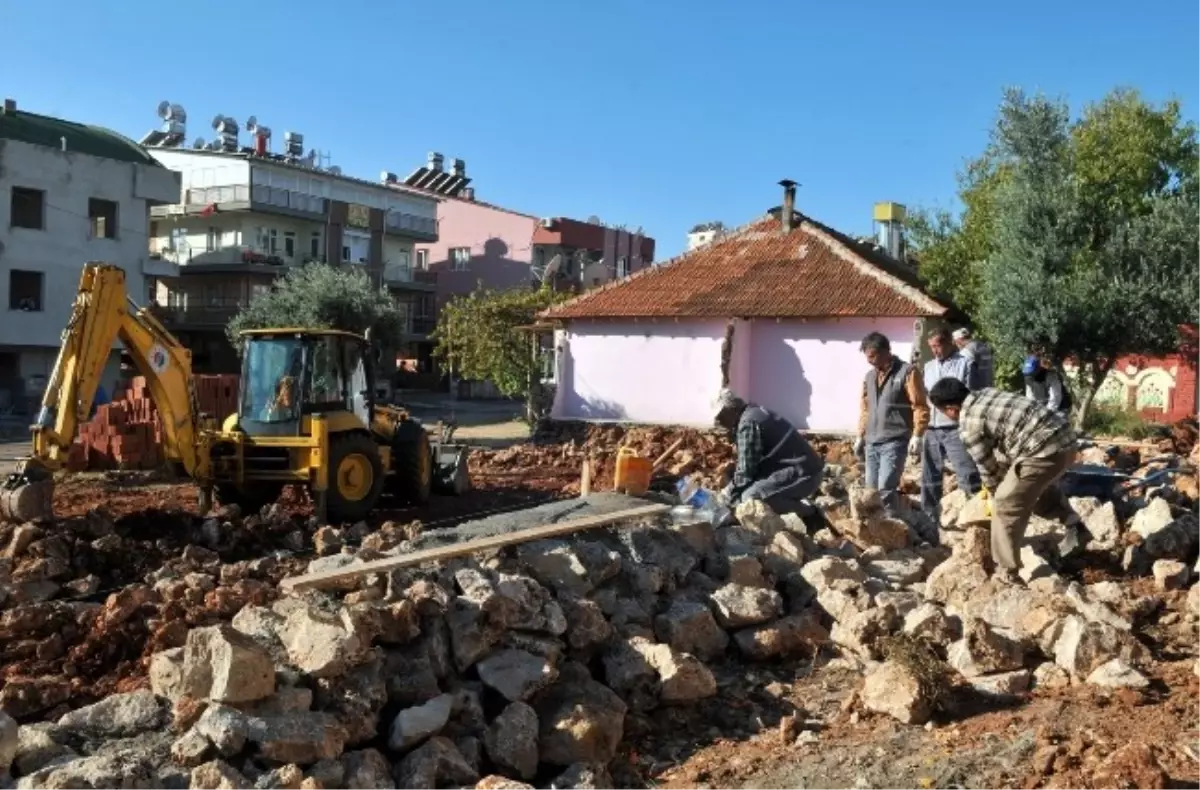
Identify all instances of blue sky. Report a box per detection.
[6,0,1197,258]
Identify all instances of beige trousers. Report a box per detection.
[991,449,1077,570]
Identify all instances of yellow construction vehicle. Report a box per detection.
[0,262,448,524]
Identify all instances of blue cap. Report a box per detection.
[1021,356,1039,375]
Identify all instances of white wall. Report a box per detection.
[553,320,728,426]
[552,316,921,432]
[0,138,181,351]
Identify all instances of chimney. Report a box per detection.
[452,158,466,178]
[2,98,15,115]
[461,187,476,201]
[873,202,908,260]
[779,179,797,233]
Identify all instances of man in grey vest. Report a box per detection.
[855,332,929,520]
[921,328,982,529]
[715,389,825,517]
[953,327,994,389]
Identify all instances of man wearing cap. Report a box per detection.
[1023,353,1072,416]
[714,389,825,517]
[952,328,994,390]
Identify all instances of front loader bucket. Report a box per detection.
[0,475,54,523]
[433,445,471,496]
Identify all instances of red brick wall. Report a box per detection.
[1110,352,1198,422]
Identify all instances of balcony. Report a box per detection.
[149,297,247,329]
[385,211,438,242]
[163,245,301,275]
[142,254,180,278]
[382,261,438,290]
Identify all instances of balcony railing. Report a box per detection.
[149,297,247,327]
[163,245,295,269]
[386,211,438,238]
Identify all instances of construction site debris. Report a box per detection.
[0,426,1195,789]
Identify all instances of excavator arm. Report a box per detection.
[1,263,208,522]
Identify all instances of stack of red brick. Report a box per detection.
[68,377,164,471]
[66,374,241,471]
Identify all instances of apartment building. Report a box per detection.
[142,109,439,374]
[397,152,656,308]
[0,98,181,415]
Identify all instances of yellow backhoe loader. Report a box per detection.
[0,262,454,524]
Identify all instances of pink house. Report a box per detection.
[540,185,951,433]
[414,193,539,313]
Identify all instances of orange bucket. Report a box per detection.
[614,447,652,495]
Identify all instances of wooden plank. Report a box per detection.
[280,502,671,592]
[650,438,686,473]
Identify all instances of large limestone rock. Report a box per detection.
[340,748,393,789]
[549,763,614,790]
[395,736,479,789]
[247,712,347,765]
[800,557,867,591]
[732,611,828,661]
[865,550,928,586]
[515,540,620,596]
[476,649,558,703]
[12,723,76,776]
[387,694,454,753]
[1084,501,1122,551]
[837,517,910,551]
[181,624,276,703]
[861,661,934,725]
[708,583,782,628]
[903,603,961,647]
[735,499,784,538]
[956,492,993,527]
[1152,559,1189,591]
[831,607,901,661]
[533,664,627,767]
[483,702,539,781]
[190,759,249,789]
[1127,498,1197,566]
[149,647,185,702]
[56,689,167,739]
[279,605,366,678]
[1052,615,1150,678]
[194,704,250,757]
[946,620,1027,678]
[630,640,716,703]
[653,600,729,660]
[559,596,613,654]
[1086,658,1150,689]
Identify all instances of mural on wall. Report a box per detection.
[1068,355,1197,421]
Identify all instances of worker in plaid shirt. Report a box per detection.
[928,379,1079,576]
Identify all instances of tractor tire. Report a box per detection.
[325,432,386,524]
[390,426,433,505]
[215,482,284,516]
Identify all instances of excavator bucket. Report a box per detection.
[0,472,54,523]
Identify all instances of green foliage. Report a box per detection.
[981,89,1199,426]
[1083,404,1160,440]
[226,263,405,352]
[911,87,1199,427]
[431,286,568,401]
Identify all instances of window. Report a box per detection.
[9,270,44,311]
[617,256,629,278]
[310,232,322,259]
[170,227,189,255]
[342,245,352,262]
[397,250,411,269]
[206,226,219,252]
[10,187,45,230]
[250,283,270,300]
[416,249,428,270]
[284,231,296,259]
[450,247,471,271]
[88,198,118,239]
[268,228,278,254]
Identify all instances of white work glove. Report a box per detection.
[853,435,865,459]
[908,435,922,457]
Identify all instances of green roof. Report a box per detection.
[0,108,162,167]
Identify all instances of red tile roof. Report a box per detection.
[541,212,949,321]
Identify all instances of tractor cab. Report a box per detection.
[237,328,372,436]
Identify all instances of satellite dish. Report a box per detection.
[246,115,258,132]
[587,215,601,225]
[544,254,564,281]
[328,165,342,176]
[169,104,186,123]
[157,100,171,120]
[192,137,206,149]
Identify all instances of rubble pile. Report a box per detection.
[0,434,1195,788]
[476,423,856,494]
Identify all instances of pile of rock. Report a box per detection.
[2,436,1196,788]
